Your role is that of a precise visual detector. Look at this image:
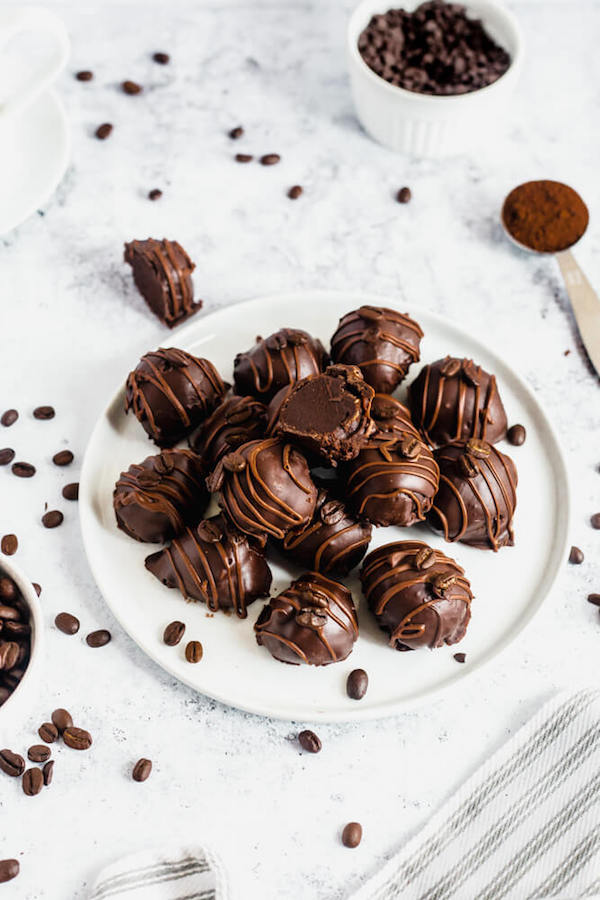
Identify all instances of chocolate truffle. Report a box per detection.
[361,541,472,650]
[189,395,268,470]
[125,347,227,447]
[254,571,358,665]
[208,437,318,540]
[276,365,375,465]
[265,385,293,435]
[409,356,507,447]
[124,238,200,328]
[233,328,328,402]
[114,448,208,543]
[282,490,372,575]
[145,514,272,618]
[429,439,518,550]
[330,306,423,393]
[370,393,421,440]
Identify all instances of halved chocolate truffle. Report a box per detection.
[208,437,318,540]
[429,439,518,550]
[189,395,267,470]
[145,514,272,618]
[276,364,375,465]
[409,356,507,447]
[233,328,328,402]
[330,306,423,393]
[124,238,200,328]
[125,347,227,447]
[254,571,358,665]
[265,385,293,435]
[114,448,208,543]
[361,541,472,650]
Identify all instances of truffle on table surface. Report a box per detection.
[113,448,208,543]
[429,438,518,550]
[409,356,507,447]
[125,347,227,447]
[276,364,375,465]
[360,540,472,650]
[189,394,267,470]
[124,238,200,328]
[254,571,358,665]
[233,328,328,402]
[330,306,423,393]
[145,514,272,618]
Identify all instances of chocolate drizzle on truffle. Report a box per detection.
[124,238,200,328]
[361,541,472,650]
[370,393,421,440]
[233,328,328,402]
[190,395,267,470]
[254,571,358,665]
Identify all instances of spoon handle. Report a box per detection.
[556,249,600,377]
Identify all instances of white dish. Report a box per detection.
[79,291,569,723]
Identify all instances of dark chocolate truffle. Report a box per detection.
[254,571,358,665]
[125,347,227,447]
[124,238,200,328]
[276,364,375,465]
[145,514,272,618]
[282,490,372,575]
[429,438,518,550]
[113,448,208,543]
[330,306,423,393]
[208,437,318,540]
[233,328,328,402]
[189,395,267,470]
[361,541,472,650]
[265,385,293,435]
[370,393,421,440]
[409,356,507,447]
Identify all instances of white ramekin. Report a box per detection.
[0,558,44,732]
[347,0,523,157]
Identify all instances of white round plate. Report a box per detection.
[80,291,570,722]
[0,89,69,236]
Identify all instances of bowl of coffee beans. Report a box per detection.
[347,0,523,157]
[0,559,44,725]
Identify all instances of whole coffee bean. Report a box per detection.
[51,708,73,733]
[0,578,17,602]
[507,424,526,446]
[229,126,244,139]
[0,686,10,704]
[122,80,142,95]
[55,612,80,635]
[260,153,280,166]
[148,189,162,201]
[52,450,73,466]
[396,186,411,204]
[235,153,253,163]
[298,730,321,753]
[454,652,467,663]
[587,594,600,607]
[342,822,362,848]
[1,409,18,427]
[1,534,18,556]
[0,859,19,883]
[33,583,42,596]
[3,620,30,638]
[86,629,111,648]
[38,723,58,744]
[28,745,51,763]
[591,513,600,530]
[42,510,63,529]
[33,405,55,420]
[0,642,20,670]
[0,448,15,465]
[132,758,152,782]
[163,621,185,646]
[288,185,303,200]
[346,669,368,700]
[0,605,20,622]
[42,760,54,786]
[569,546,584,564]
[62,482,79,501]
[153,52,170,64]
[11,461,35,478]
[0,749,25,777]
[22,767,43,796]
[95,123,113,140]
[63,726,92,751]
[185,640,203,663]
[76,70,93,81]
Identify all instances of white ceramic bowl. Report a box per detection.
[347,0,523,157]
[0,558,44,730]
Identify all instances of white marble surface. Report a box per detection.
[1,1,599,898]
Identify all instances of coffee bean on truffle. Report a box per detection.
[95,123,113,140]
[346,669,368,700]
[1,535,17,556]
[342,822,362,848]
[1,410,18,427]
[507,424,526,445]
[569,546,584,564]
[298,730,322,753]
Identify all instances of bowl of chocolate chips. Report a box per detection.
[347,0,523,157]
[0,558,44,725]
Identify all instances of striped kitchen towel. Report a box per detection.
[351,689,600,900]
[89,845,227,899]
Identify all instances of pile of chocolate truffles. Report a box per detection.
[114,303,519,666]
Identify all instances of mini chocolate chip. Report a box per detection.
[42,760,54,786]
[1,535,18,556]
[51,708,73,733]
[1,410,18,427]
[0,749,25,777]
[342,822,362,848]
[453,652,467,663]
[27,745,51,763]
[185,640,203,663]
[569,546,584,564]
[414,547,435,570]
[440,357,461,377]
[38,723,59,744]
[62,482,79,501]
[0,448,15,465]
[229,126,244,139]
[86,629,111,648]
[42,510,63,529]
[396,186,411,203]
[223,452,246,472]
[95,123,113,140]
[163,621,185,646]
[466,438,490,459]
[22,767,43,796]
[122,80,142,94]
[152,52,170,64]
[11,461,35,478]
[298,730,321,753]
[459,453,479,478]
[346,669,368,700]
[235,153,253,163]
[55,612,80,635]
[33,406,54,420]
[148,189,163,201]
[132,758,152,782]
[63,727,92,750]
[288,185,303,199]
[75,70,93,81]
[591,513,600,530]
[587,594,600,606]
[0,859,19,883]
[260,153,280,166]
[507,424,526,446]
[52,450,73,466]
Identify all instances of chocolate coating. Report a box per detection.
[189,395,267,470]
[276,364,375,465]
[361,541,472,650]
[125,347,227,447]
[429,439,518,550]
[113,448,208,543]
[208,437,318,540]
[145,514,272,618]
[330,306,423,393]
[124,238,200,328]
[254,571,358,665]
[409,356,507,447]
[265,385,293,435]
[282,490,372,575]
[233,328,328,402]
[370,393,421,440]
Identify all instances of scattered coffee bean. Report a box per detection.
[76,70,93,81]
[33,406,55,420]
[132,758,152,782]
[55,612,80,635]
[86,629,111,648]
[507,424,526,446]
[1,410,18,427]
[185,640,203,663]
[396,186,411,204]
[288,185,303,200]
[95,123,113,140]
[148,189,162,201]
[62,482,79,501]
[22,767,43,796]
[235,153,253,163]
[33,583,42,596]
[0,448,15,465]
[153,52,170,64]
[0,749,25,777]
[63,726,92,751]
[346,669,369,700]
[42,510,63,529]
[229,126,244,139]
[51,708,73,733]
[52,450,73,466]
[454,652,467,663]
[122,80,142,95]
[163,621,185,646]
[342,822,362,848]
[260,154,280,166]
[38,723,59,744]
[42,760,54,786]
[1,534,18,556]
[0,859,19,883]
[0,578,17,602]
[569,546,584,564]
[298,730,322,753]
[28,745,50,764]
[591,513,600,530]
[11,461,35,478]
[587,594,600,607]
